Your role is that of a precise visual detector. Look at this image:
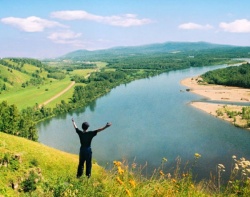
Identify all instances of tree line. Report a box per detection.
[0,101,37,141]
[202,63,250,88]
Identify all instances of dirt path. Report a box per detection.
[39,81,75,108]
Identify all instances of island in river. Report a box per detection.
[181,76,250,129]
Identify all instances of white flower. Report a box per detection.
[234,164,239,170]
[218,164,225,169]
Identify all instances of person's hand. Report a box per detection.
[106,122,112,127]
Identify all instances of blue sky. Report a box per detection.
[1,0,250,58]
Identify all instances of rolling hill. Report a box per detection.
[58,41,250,61]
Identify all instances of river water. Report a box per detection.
[37,65,250,180]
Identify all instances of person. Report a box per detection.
[72,118,112,178]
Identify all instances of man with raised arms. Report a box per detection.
[72,118,112,178]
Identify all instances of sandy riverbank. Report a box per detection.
[181,76,250,128]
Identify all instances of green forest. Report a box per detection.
[202,62,250,88]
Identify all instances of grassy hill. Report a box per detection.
[1,132,250,196]
[0,132,104,196]
[0,58,74,109]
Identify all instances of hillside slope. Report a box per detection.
[0,132,102,196]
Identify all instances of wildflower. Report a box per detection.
[129,180,136,188]
[166,173,171,179]
[172,179,176,183]
[234,164,239,170]
[162,157,168,162]
[240,157,246,161]
[116,177,124,185]
[125,189,132,197]
[118,166,124,175]
[194,153,201,159]
[131,162,137,169]
[218,164,225,169]
[113,161,122,167]
[232,155,237,159]
[159,170,164,176]
[190,184,194,189]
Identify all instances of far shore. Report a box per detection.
[180,76,250,129]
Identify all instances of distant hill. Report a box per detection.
[58,42,250,61]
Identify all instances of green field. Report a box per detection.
[0,59,108,110]
[70,68,96,76]
[0,77,73,109]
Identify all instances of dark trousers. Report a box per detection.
[77,147,92,178]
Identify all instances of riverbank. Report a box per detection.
[181,76,250,129]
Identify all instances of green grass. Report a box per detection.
[95,61,107,69]
[0,132,103,196]
[45,83,75,108]
[0,65,31,88]
[0,78,73,109]
[22,64,40,73]
[1,132,250,196]
[0,60,109,110]
[70,69,96,76]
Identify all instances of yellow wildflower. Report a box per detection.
[129,180,136,188]
[194,153,201,159]
[113,161,122,167]
[125,189,132,197]
[118,166,125,175]
[159,170,164,176]
[116,177,123,185]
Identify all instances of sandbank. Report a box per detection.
[181,76,250,128]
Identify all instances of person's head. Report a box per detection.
[82,122,89,131]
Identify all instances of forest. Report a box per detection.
[202,62,250,88]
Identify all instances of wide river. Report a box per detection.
[37,65,250,180]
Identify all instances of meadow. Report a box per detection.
[0,60,107,109]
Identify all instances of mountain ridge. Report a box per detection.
[59,41,240,61]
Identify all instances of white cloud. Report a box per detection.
[1,16,67,32]
[220,19,250,33]
[51,10,152,27]
[48,30,83,46]
[179,22,213,30]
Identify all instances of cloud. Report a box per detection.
[179,22,213,30]
[1,16,67,32]
[51,10,152,27]
[48,30,84,46]
[220,19,250,33]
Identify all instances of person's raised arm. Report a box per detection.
[72,118,78,129]
[95,122,112,133]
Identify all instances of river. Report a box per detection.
[37,65,250,180]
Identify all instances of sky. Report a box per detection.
[1,0,250,59]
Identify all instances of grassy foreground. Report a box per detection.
[1,132,250,197]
